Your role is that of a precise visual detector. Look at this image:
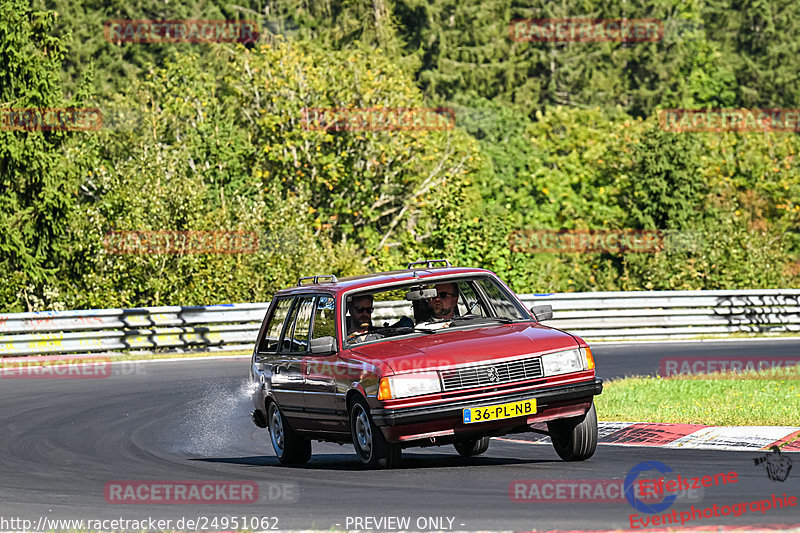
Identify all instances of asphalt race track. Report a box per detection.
[1,339,799,531]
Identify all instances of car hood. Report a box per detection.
[349,322,580,374]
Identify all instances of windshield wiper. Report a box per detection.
[372,325,438,335]
[450,315,514,324]
[413,316,516,330]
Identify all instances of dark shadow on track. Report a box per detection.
[191,453,559,470]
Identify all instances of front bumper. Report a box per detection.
[370,378,603,427]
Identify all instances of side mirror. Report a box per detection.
[530,305,553,321]
[309,336,336,354]
[405,287,438,301]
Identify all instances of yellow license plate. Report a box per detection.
[463,398,537,424]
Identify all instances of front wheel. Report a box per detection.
[453,436,490,457]
[350,398,401,469]
[268,402,311,464]
[547,402,598,461]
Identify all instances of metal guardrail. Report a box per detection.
[1,290,799,357]
[522,289,800,340]
[0,303,268,357]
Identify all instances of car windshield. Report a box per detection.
[344,276,529,345]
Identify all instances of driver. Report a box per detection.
[347,294,374,336]
[347,294,414,343]
[429,283,459,320]
[346,294,387,343]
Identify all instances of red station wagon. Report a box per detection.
[249,260,603,468]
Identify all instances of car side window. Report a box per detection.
[456,281,488,317]
[286,296,315,353]
[258,297,294,353]
[478,278,526,320]
[311,295,336,340]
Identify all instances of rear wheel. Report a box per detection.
[350,398,401,469]
[453,436,490,457]
[547,403,598,461]
[268,402,311,464]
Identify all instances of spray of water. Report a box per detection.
[177,378,260,457]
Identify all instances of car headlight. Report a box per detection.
[378,372,442,400]
[541,347,592,376]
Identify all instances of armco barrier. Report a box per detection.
[521,289,800,341]
[0,303,268,357]
[0,290,798,357]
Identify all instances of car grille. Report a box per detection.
[439,356,544,391]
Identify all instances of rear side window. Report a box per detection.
[258,297,293,353]
[285,296,315,353]
[311,295,336,339]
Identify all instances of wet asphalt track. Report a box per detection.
[0,339,799,531]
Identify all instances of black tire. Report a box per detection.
[350,398,401,469]
[453,436,490,457]
[267,402,311,464]
[547,403,598,461]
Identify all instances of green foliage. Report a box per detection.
[0,0,90,310]
[55,40,481,309]
[32,0,250,95]
[229,41,480,269]
[619,124,707,230]
[703,0,800,108]
[396,0,737,118]
[432,103,799,294]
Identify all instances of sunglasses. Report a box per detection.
[354,306,374,313]
[434,292,456,299]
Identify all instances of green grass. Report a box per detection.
[596,366,800,426]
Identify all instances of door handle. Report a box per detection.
[273,366,280,374]
[306,367,311,375]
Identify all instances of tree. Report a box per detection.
[0,0,90,310]
[703,0,800,108]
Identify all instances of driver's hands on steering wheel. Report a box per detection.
[347,328,384,344]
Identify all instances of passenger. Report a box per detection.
[429,283,459,320]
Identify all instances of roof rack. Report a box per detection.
[406,259,452,269]
[298,274,339,286]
